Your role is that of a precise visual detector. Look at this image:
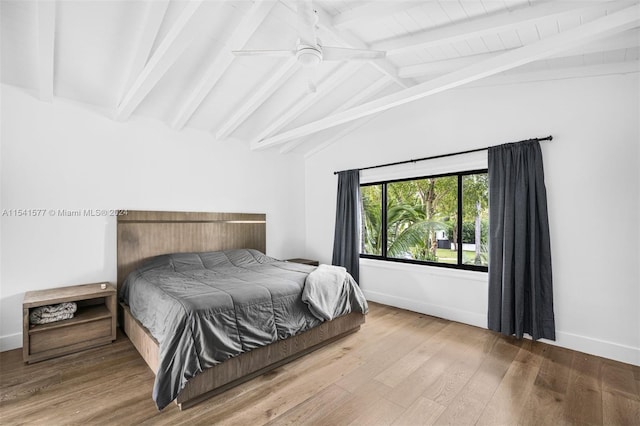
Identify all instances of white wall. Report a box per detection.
[305,73,640,366]
[0,85,306,350]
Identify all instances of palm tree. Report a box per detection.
[462,174,489,265]
[387,216,447,260]
[361,194,446,261]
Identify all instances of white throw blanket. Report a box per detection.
[302,264,348,321]
[29,302,77,325]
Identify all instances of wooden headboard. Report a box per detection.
[117,211,266,288]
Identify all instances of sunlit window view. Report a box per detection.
[361,171,488,270]
[462,174,489,267]
[361,184,382,256]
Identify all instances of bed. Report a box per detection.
[117,211,367,410]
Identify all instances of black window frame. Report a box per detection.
[360,168,489,273]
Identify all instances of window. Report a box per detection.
[360,170,488,271]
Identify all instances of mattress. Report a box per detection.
[120,249,367,409]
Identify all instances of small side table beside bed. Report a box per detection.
[286,258,320,266]
[22,282,117,363]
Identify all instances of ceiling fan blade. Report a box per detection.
[322,46,386,61]
[297,0,318,46]
[232,50,296,57]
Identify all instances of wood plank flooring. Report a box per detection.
[1,302,638,425]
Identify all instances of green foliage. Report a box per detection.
[361,172,488,267]
[462,174,488,222]
[361,185,382,255]
[461,220,488,244]
[388,219,446,260]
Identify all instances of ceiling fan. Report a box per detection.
[232,0,386,72]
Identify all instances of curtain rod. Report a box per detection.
[333,135,553,175]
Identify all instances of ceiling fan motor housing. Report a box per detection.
[296,44,323,67]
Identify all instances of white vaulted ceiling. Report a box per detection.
[2,0,639,156]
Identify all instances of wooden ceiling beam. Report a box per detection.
[118,1,170,103]
[400,30,640,79]
[215,57,300,140]
[279,75,393,154]
[563,29,640,56]
[332,1,422,28]
[251,62,363,144]
[36,0,56,102]
[373,0,625,56]
[475,60,639,87]
[115,1,204,121]
[252,3,640,150]
[400,52,500,79]
[171,0,276,130]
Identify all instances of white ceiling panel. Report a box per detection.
[286,62,381,130]
[134,2,242,122]
[187,56,280,132]
[54,0,148,108]
[1,1,39,91]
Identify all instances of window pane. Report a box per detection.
[462,173,489,267]
[361,184,382,255]
[386,176,458,263]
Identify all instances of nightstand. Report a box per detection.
[23,282,117,363]
[286,258,320,266]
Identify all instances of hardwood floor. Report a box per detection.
[1,302,639,425]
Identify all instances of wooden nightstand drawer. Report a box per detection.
[30,312,112,353]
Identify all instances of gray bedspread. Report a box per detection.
[120,249,368,410]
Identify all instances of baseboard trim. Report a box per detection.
[0,332,22,352]
[363,290,640,367]
[540,331,640,367]
[363,290,486,329]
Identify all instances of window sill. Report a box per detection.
[360,258,488,283]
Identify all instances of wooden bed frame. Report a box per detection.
[117,210,365,410]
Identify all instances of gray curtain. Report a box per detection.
[487,140,555,340]
[332,169,360,283]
